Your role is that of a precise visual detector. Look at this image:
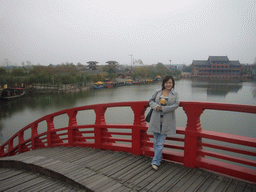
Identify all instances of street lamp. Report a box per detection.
[128,54,133,70]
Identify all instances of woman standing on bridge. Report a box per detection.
[148,75,180,170]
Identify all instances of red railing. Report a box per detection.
[0,101,255,183]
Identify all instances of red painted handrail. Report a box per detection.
[0,101,255,183]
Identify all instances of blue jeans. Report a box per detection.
[151,132,167,166]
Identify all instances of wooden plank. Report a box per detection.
[0,168,24,181]
[118,158,152,184]
[74,170,97,182]
[67,167,95,180]
[138,162,176,191]
[112,184,132,192]
[4,177,48,192]
[93,180,118,191]
[23,156,45,164]
[71,150,108,166]
[173,169,205,191]
[20,180,51,192]
[124,162,159,190]
[149,165,185,191]
[89,152,129,171]
[58,147,93,162]
[47,147,86,160]
[166,168,198,191]
[86,176,109,189]
[100,154,144,176]
[159,166,193,191]
[243,183,256,192]
[195,173,218,192]
[133,161,174,189]
[79,173,104,187]
[234,181,247,191]
[38,181,68,191]
[1,147,255,192]
[0,172,38,191]
[186,170,212,191]
[33,158,57,167]
[111,156,150,181]
[205,175,226,192]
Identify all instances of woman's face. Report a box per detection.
[164,79,173,90]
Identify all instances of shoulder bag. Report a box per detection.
[145,91,159,122]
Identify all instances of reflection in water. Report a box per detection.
[0,79,255,144]
[191,80,242,97]
[253,89,256,98]
[0,90,94,139]
[0,90,93,120]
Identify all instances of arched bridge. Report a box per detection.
[0,101,255,191]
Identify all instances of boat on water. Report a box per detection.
[126,79,133,85]
[104,81,114,88]
[0,88,26,100]
[93,81,105,89]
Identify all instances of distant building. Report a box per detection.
[192,56,242,78]
[166,64,185,71]
[87,61,98,70]
[106,61,119,66]
[242,64,253,72]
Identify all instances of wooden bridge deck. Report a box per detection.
[0,147,255,192]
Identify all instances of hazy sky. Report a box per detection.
[1,0,255,66]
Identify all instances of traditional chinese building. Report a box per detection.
[192,56,242,78]
[106,61,118,66]
[87,61,98,70]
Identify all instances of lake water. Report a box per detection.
[0,79,256,144]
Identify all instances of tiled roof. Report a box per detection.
[86,61,98,63]
[230,60,241,66]
[192,60,210,65]
[208,56,229,62]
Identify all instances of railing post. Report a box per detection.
[67,110,78,146]
[131,103,148,155]
[8,140,13,156]
[0,146,3,157]
[31,123,45,150]
[18,131,24,153]
[46,116,55,147]
[182,103,204,168]
[31,123,38,150]
[94,106,107,149]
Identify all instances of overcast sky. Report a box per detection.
[0,0,255,66]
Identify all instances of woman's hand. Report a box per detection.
[156,106,162,111]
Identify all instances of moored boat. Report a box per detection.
[104,81,114,88]
[0,88,26,100]
[126,79,133,85]
[93,81,105,89]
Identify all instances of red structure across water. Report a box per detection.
[0,101,255,183]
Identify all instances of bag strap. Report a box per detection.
[148,90,161,106]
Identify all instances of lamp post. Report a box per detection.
[128,54,133,71]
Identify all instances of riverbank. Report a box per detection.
[25,85,93,96]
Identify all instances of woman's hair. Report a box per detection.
[162,75,175,90]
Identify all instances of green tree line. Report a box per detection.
[0,63,98,89]
[0,62,183,89]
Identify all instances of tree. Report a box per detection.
[156,63,170,77]
[11,68,26,76]
[183,65,192,72]
[0,67,8,75]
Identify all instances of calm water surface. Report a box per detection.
[0,79,256,144]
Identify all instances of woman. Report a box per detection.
[148,75,180,170]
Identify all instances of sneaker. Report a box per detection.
[152,164,158,170]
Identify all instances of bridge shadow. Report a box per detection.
[0,147,255,192]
